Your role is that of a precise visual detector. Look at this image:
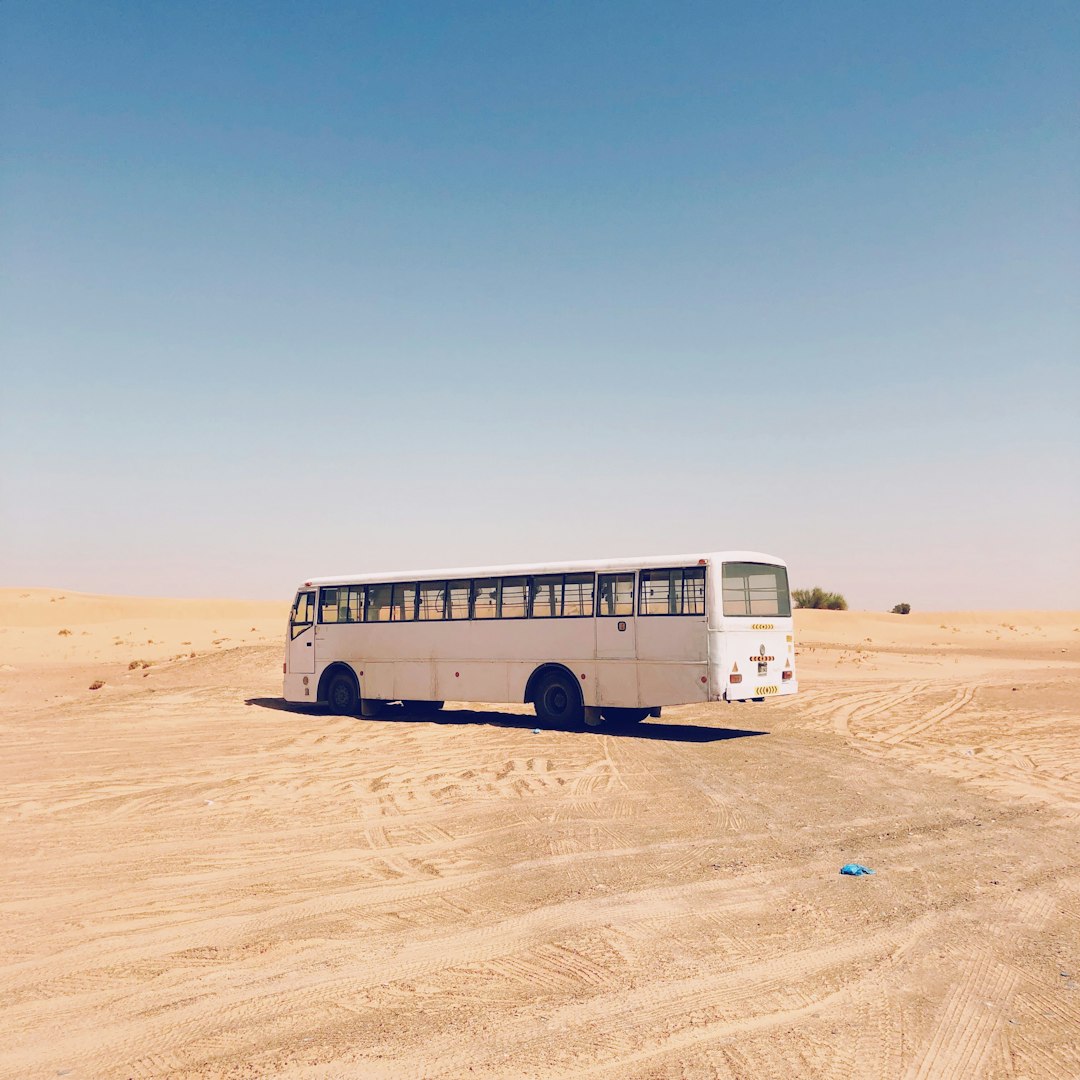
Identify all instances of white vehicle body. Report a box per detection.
[283,551,796,725]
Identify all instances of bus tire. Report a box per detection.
[533,670,583,727]
[601,707,651,727]
[326,669,360,716]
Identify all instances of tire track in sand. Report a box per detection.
[0,872,772,1077]
[900,885,1056,1080]
[901,947,1020,1080]
[349,920,927,1080]
[880,685,977,746]
[827,683,930,741]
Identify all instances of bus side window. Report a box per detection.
[563,573,595,617]
[598,573,634,616]
[291,590,315,638]
[366,584,393,622]
[499,577,528,619]
[418,581,446,620]
[682,567,706,615]
[392,582,417,621]
[473,578,499,619]
[639,569,676,615]
[319,588,340,623]
[334,585,363,623]
[640,568,706,615]
[447,579,470,620]
[531,575,562,618]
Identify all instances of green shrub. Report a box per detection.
[891,603,911,615]
[792,587,848,610]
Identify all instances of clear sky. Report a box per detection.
[2,2,1077,609]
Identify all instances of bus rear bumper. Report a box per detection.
[716,679,798,702]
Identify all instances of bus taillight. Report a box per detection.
[782,669,793,680]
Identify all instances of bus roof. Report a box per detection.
[300,551,787,588]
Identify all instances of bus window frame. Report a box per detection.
[471,577,500,620]
[390,581,419,622]
[597,572,635,618]
[561,572,596,618]
[291,590,316,639]
[497,576,530,620]
[638,566,707,617]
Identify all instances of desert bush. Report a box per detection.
[88,680,104,690]
[891,603,911,615]
[58,628,72,636]
[792,587,848,610]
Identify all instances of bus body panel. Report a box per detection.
[594,659,639,707]
[709,624,797,701]
[636,615,708,661]
[435,660,508,703]
[637,662,710,706]
[636,613,710,706]
[283,671,314,702]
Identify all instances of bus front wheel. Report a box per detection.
[533,671,583,728]
[326,670,360,716]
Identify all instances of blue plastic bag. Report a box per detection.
[840,863,874,876]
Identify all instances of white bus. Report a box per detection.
[283,551,796,728]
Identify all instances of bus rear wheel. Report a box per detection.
[533,671,583,728]
[326,670,360,716]
[601,707,652,727]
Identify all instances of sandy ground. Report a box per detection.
[1,588,1078,1079]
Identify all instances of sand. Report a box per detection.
[1,588,1078,1079]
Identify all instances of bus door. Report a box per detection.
[288,589,316,675]
[595,572,638,703]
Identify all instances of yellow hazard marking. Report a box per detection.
[755,685,779,695]
[749,655,775,662]
[752,623,775,630]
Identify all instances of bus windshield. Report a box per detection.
[721,562,791,617]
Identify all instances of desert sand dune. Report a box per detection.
[1,590,1078,1078]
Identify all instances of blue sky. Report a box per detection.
[2,2,1077,608]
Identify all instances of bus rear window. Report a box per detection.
[722,562,791,617]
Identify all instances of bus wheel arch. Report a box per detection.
[319,663,360,716]
[526,664,584,727]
